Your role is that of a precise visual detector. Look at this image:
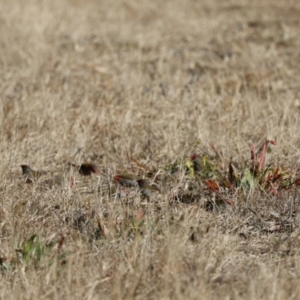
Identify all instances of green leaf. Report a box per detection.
[240,168,256,190]
[186,159,195,177]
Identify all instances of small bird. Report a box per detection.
[72,163,99,176]
[190,154,201,172]
[20,165,45,183]
[137,179,160,200]
[113,174,139,187]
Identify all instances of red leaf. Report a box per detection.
[257,140,276,171]
[258,142,267,172]
[206,180,234,206]
[205,180,219,191]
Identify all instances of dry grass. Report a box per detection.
[1,0,300,299]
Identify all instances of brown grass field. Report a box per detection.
[1,0,300,299]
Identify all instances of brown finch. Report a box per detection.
[72,163,99,176]
[20,165,46,183]
[137,179,160,200]
[113,174,139,187]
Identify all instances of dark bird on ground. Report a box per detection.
[190,154,201,172]
[72,163,99,176]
